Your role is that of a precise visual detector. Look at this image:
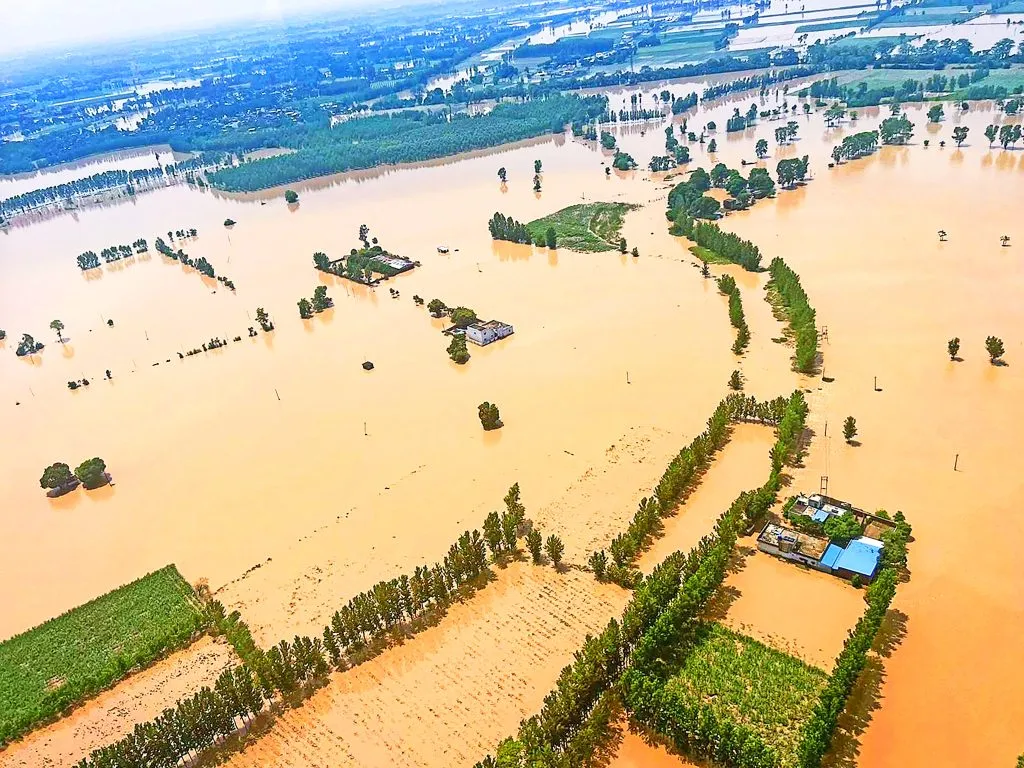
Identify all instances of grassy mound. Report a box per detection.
[526,202,636,252]
[0,565,206,745]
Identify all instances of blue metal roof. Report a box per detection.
[833,540,882,578]
[811,509,830,523]
[820,543,844,569]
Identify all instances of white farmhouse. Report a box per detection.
[465,320,514,346]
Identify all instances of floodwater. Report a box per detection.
[1,77,1023,768]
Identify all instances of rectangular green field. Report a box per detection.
[838,68,946,88]
[663,622,827,766]
[0,565,207,746]
[527,202,637,252]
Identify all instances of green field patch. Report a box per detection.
[0,566,207,746]
[526,202,637,252]
[689,244,733,264]
[662,622,828,766]
[838,67,946,88]
[874,8,981,25]
[825,34,906,50]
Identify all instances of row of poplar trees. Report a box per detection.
[717,274,751,355]
[767,257,818,374]
[76,484,545,768]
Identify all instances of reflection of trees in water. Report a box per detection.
[822,609,908,768]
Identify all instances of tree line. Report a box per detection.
[831,130,879,164]
[477,391,809,768]
[74,485,557,768]
[488,212,533,244]
[767,257,818,374]
[672,214,763,272]
[0,156,224,221]
[208,95,607,192]
[77,239,149,271]
[717,274,751,355]
[154,237,235,290]
[795,515,911,768]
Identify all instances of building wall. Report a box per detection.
[757,541,829,571]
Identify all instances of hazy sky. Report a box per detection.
[1,0,377,57]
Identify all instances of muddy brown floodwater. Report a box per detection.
[1,77,1022,767]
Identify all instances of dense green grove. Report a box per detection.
[524,203,635,253]
[0,567,206,747]
[207,95,607,191]
[767,258,819,374]
[831,130,879,164]
[717,274,751,355]
[488,212,533,245]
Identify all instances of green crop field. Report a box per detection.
[796,16,877,33]
[527,202,637,252]
[825,34,906,50]
[0,565,207,746]
[838,67,946,87]
[662,622,828,766]
[873,8,981,26]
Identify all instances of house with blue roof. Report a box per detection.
[756,494,895,583]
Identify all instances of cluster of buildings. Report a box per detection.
[756,494,896,583]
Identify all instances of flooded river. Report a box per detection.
[1,76,1021,767]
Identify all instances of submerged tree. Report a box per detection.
[312,285,332,313]
[284,190,299,204]
[984,124,998,147]
[728,370,743,390]
[843,416,858,444]
[986,335,1005,364]
[39,462,75,491]
[255,307,274,332]
[544,535,564,567]
[74,457,108,489]
[755,138,768,159]
[534,159,542,174]
[952,126,969,147]
[498,167,507,183]
[526,529,543,564]
[948,337,960,360]
[478,401,501,429]
[298,298,313,319]
[50,319,65,343]
[927,104,944,123]
[545,227,558,249]
[448,334,470,364]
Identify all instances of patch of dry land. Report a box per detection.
[3,76,1024,768]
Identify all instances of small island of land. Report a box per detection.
[524,202,638,253]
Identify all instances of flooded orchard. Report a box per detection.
[1,78,1022,767]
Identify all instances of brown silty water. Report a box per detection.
[1,78,1022,767]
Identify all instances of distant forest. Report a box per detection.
[206,95,607,191]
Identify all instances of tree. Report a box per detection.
[755,138,768,159]
[427,298,448,318]
[16,334,40,357]
[952,126,969,147]
[50,319,65,342]
[948,337,960,360]
[985,124,998,147]
[39,462,75,491]
[224,218,236,227]
[728,370,743,390]
[298,298,313,319]
[843,416,858,444]
[312,285,332,313]
[478,401,502,430]
[498,167,507,183]
[545,535,564,567]
[534,159,542,174]
[588,550,607,580]
[938,230,947,242]
[879,115,914,145]
[450,307,478,328]
[545,227,557,249]
[74,457,108,489]
[708,139,718,153]
[618,238,627,254]
[313,252,330,271]
[985,335,1005,364]
[706,121,716,131]
[284,190,299,204]
[448,334,470,364]
[1001,235,1011,247]
[526,529,543,563]
[255,307,273,332]
[927,104,944,123]
[533,174,541,192]
[824,511,863,541]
